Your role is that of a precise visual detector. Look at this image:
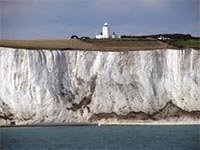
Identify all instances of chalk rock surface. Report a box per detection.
[0,47,199,125]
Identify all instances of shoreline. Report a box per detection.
[0,122,98,128]
[97,119,200,126]
[98,122,200,126]
[1,121,199,128]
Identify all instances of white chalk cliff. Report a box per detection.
[0,47,199,125]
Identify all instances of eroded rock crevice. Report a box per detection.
[89,101,200,122]
[67,74,97,113]
[0,100,14,120]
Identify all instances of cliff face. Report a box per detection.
[0,47,199,125]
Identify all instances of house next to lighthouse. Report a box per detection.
[96,22,121,39]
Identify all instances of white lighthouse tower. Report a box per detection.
[96,22,120,39]
[102,22,110,38]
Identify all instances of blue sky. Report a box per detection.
[0,0,199,39]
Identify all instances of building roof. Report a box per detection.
[103,22,108,26]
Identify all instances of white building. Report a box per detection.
[95,34,103,39]
[95,22,120,39]
[111,32,121,39]
[157,35,170,40]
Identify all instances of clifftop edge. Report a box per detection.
[0,39,182,51]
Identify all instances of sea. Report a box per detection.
[0,125,199,150]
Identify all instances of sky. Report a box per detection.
[0,0,199,39]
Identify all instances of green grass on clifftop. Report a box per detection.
[168,39,200,49]
[0,38,199,51]
[0,39,173,51]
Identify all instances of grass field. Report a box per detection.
[0,38,198,51]
[168,39,200,49]
[0,39,174,51]
[0,39,96,50]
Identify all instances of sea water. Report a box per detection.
[0,125,199,150]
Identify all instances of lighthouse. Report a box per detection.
[95,22,120,39]
[102,22,109,38]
